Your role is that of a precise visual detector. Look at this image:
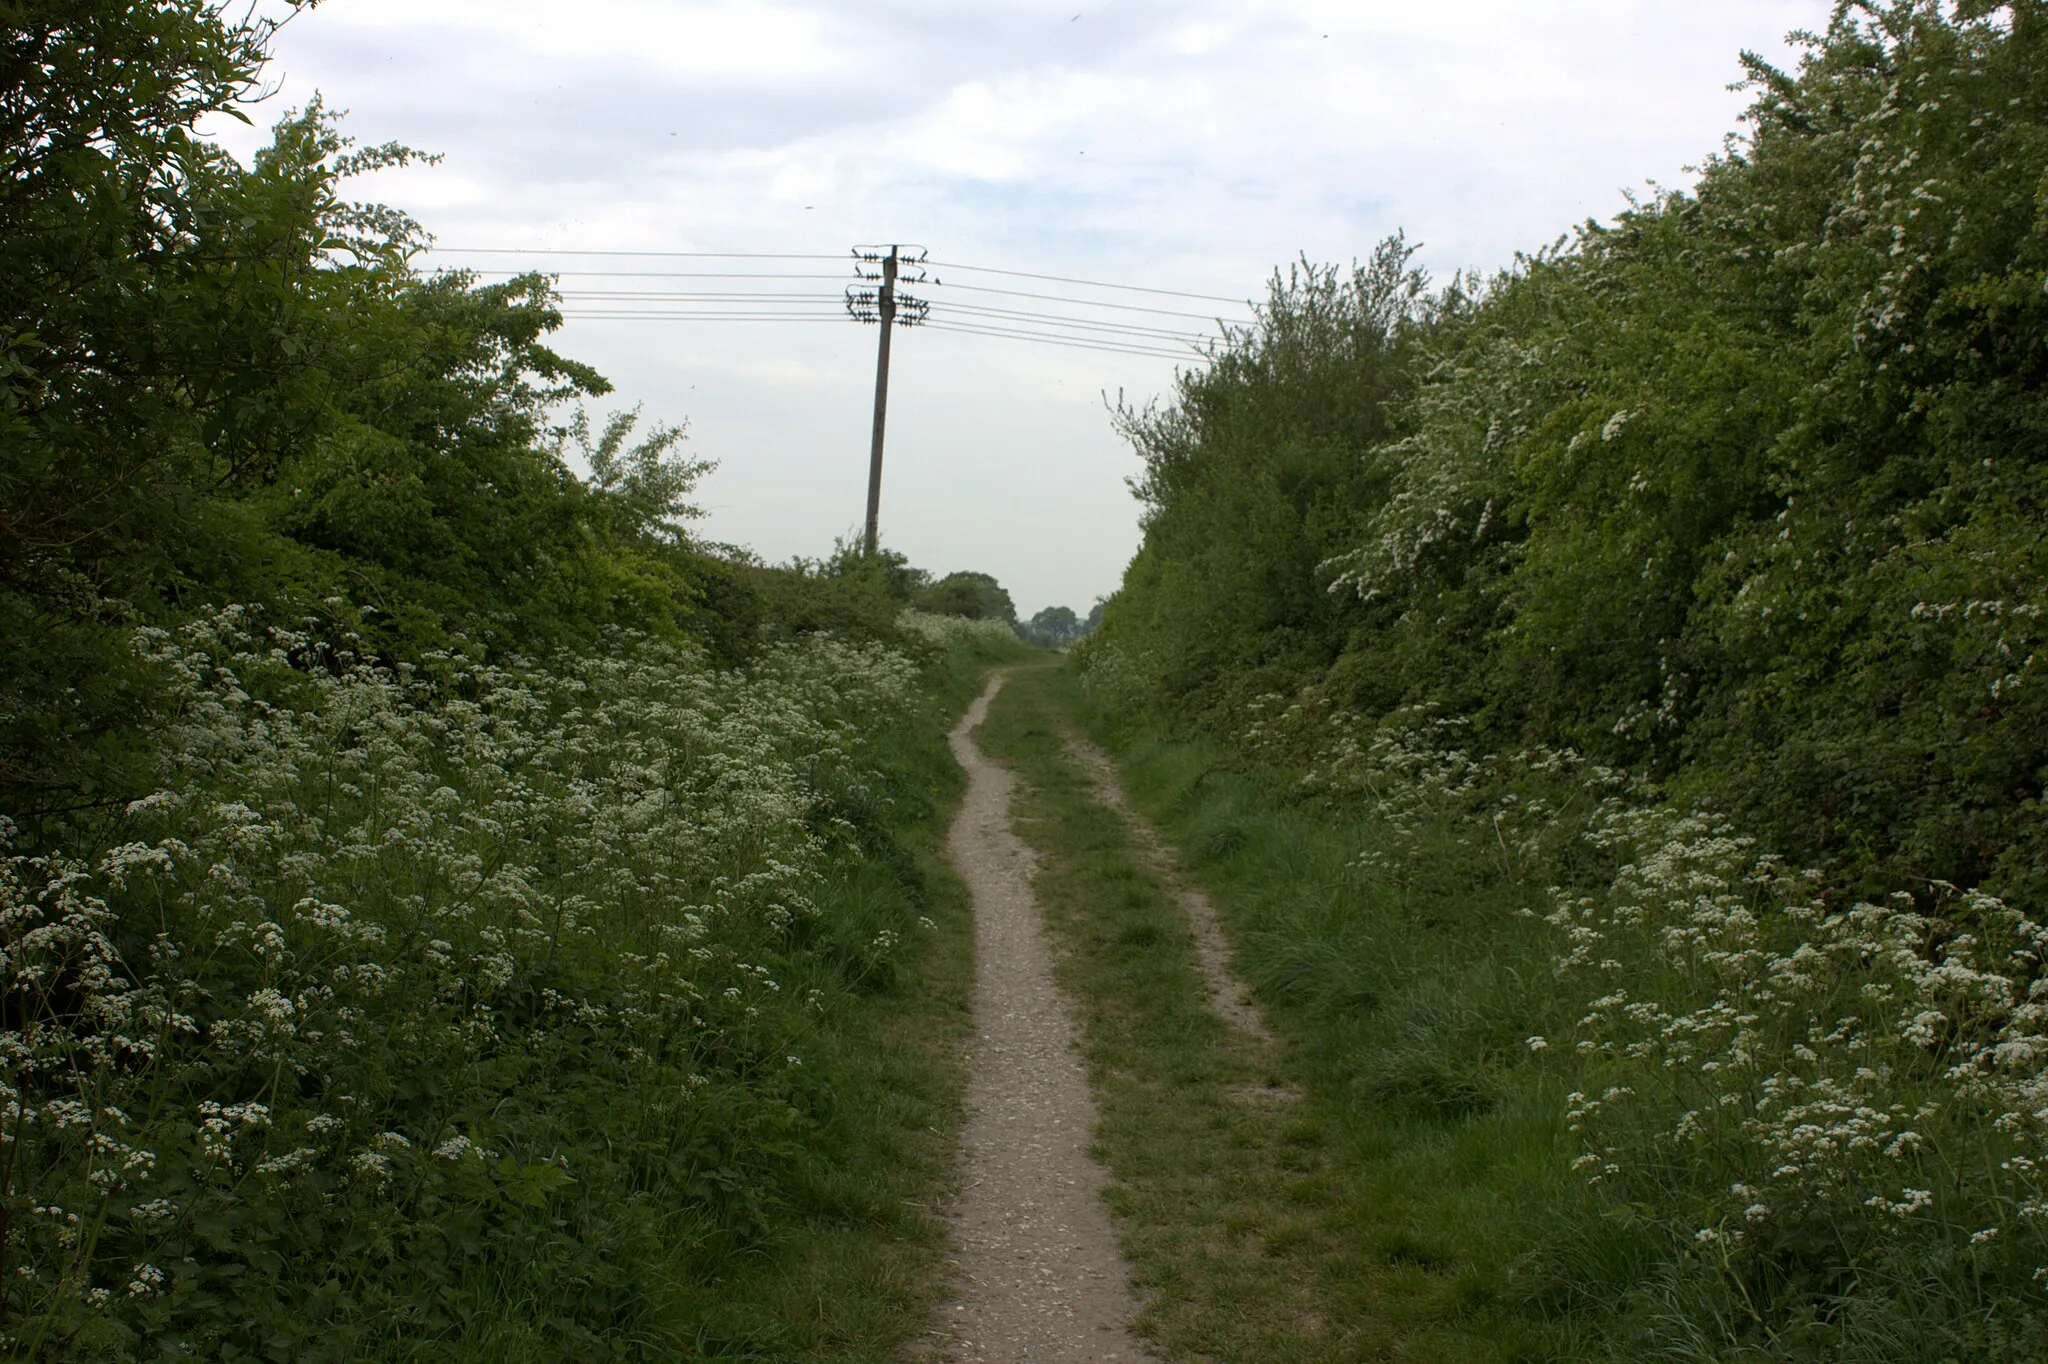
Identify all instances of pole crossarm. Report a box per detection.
[844,286,930,324]
[846,244,929,327]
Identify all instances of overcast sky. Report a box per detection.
[205,0,1829,617]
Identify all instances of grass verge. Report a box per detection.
[649,635,1032,1360]
[975,662,1576,1362]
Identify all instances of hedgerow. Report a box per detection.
[1088,2,2048,1350]
[1097,0,2048,899]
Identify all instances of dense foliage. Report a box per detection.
[1104,239,1424,724]
[1097,0,2048,904]
[1088,0,2048,1353]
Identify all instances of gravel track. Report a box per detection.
[932,674,1149,1362]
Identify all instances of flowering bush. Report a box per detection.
[896,609,1020,651]
[1553,808,2048,1346]
[0,610,928,1357]
[1074,2,2048,1350]
[1237,679,2048,1351]
[1073,638,1154,718]
[1236,687,1629,883]
[1091,0,2048,924]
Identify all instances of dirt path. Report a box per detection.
[934,674,1148,1362]
[1062,737,1276,1047]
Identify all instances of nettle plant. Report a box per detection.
[0,610,922,1355]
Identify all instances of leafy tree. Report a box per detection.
[914,569,1016,623]
[1019,604,1096,648]
[1102,238,1432,724]
[562,404,708,547]
[0,1,747,820]
[4,0,317,810]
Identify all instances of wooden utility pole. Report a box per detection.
[845,245,928,555]
[863,247,898,557]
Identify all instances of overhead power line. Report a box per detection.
[927,258,1250,305]
[938,301,1214,344]
[557,312,849,322]
[550,311,1201,359]
[932,279,1240,321]
[461,269,852,280]
[435,247,845,260]
[550,290,1221,342]
[429,240,1232,542]
[921,320,1201,361]
[431,245,1248,307]
[559,292,842,304]
[534,275,1237,318]
[445,267,1249,320]
[554,310,1216,349]
[430,242,1239,361]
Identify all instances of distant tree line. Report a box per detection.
[891,564,1108,652]
[1016,600,1105,649]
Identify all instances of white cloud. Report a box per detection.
[310,0,849,77]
